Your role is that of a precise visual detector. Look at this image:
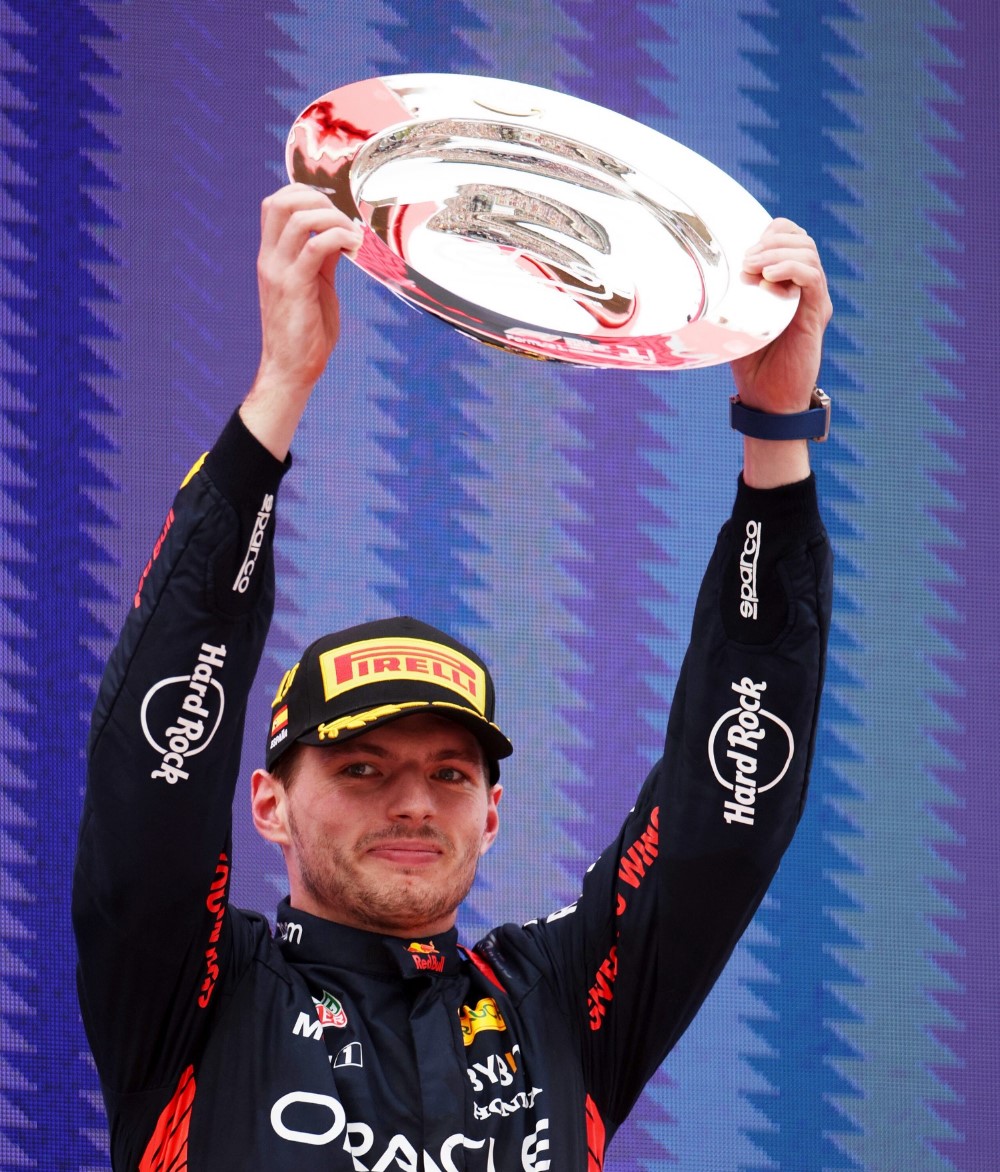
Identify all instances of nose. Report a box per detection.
[384,765,437,822]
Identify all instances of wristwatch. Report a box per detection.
[729,388,831,442]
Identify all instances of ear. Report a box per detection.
[251,768,292,847]
[479,783,502,857]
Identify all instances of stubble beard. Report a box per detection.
[289,814,482,935]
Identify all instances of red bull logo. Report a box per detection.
[407,941,445,973]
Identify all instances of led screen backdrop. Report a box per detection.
[2,0,998,1168]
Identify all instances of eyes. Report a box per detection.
[340,761,378,779]
[429,765,469,784]
[337,760,477,786]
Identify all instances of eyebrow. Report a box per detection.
[325,740,391,759]
[430,747,485,765]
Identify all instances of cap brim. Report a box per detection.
[296,699,513,764]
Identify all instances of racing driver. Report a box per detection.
[74,183,834,1169]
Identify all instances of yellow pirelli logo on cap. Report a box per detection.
[318,637,487,715]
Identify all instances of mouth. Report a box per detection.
[365,839,445,866]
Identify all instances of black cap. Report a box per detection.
[266,617,513,779]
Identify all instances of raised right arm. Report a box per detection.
[72,186,360,1094]
[242,184,363,457]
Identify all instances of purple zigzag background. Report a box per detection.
[930,2,1000,1165]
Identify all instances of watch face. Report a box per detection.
[286,73,800,370]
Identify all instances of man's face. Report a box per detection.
[252,713,501,937]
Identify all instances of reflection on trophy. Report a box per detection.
[287,74,798,370]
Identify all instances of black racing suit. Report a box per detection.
[74,411,831,1170]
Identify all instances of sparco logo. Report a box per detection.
[708,677,794,827]
[141,643,227,784]
[739,520,761,619]
[233,494,274,593]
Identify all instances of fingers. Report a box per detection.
[746,216,812,251]
[744,221,819,278]
[262,212,362,286]
[260,183,352,247]
[259,184,363,280]
[743,219,832,323]
[251,184,363,403]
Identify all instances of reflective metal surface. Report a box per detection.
[287,74,798,370]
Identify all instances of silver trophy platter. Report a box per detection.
[286,73,797,370]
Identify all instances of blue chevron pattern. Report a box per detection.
[2,1,999,1168]
[765,2,965,1167]
[548,6,687,1168]
[738,4,868,1168]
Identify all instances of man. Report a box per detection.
[74,184,833,1169]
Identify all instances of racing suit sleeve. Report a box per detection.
[73,410,287,1094]
[500,472,832,1140]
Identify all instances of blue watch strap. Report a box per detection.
[729,388,831,442]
